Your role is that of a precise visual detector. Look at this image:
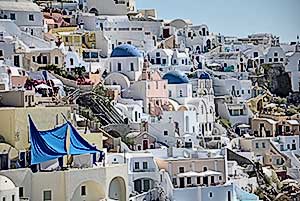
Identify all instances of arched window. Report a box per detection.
[70,58,74,66]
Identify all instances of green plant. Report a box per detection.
[286,108,297,116]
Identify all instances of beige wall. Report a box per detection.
[0,91,35,107]
[0,106,72,150]
[0,164,128,201]
[251,118,277,137]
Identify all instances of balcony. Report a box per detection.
[133,168,156,173]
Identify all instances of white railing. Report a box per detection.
[129,188,159,201]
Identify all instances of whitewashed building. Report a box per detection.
[0,0,43,37]
[285,43,300,92]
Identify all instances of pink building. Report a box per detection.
[123,61,169,116]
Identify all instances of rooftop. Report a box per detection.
[162,71,189,84]
[111,44,142,58]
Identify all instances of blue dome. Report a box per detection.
[163,71,189,84]
[111,44,142,58]
[199,72,211,79]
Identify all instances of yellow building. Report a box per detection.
[50,27,96,53]
[0,106,72,151]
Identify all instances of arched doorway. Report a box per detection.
[109,177,126,201]
[206,39,211,50]
[89,8,99,16]
[71,180,105,201]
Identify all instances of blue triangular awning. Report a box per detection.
[29,116,68,165]
[68,121,100,155]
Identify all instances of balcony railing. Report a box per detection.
[133,168,156,173]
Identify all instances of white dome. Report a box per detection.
[0,175,15,190]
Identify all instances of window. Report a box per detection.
[29,14,34,21]
[130,63,134,71]
[164,130,168,136]
[169,90,172,97]
[187,177,191,185]
[43,190,52,201]
[203,167,207,171]
[81,186,86,196]
[14,55,20,67]
[268,58,272,62]
[70,58,74,66]
[19,187,24,197]
[209,192,213,198]
[2,197,6,201]
[143,162,148,170]
[274,58,278,62]
[241,90,244,94]
[156,52,160,57]
[32,56,35,62]
[255,143,259,148]
[287,144,290,150]
[197,177,201,184]
[280,58,284,62]
[0,50,3,57]
[54,56,59,65]
[143,180,150,192]
[219,176,222,180]
[12,195,15,201]
[179,90,183,97]
[260,59,265,64]
[10,13,16,20]
[43,56,47,64]
[253,52,258,58]
[179,167,184,173]
[172,178,177,185]
[162,59,166,65]
[274,52,278,57]
[117,63,122,71]
[262,142,265,148]
[248,90,251,94]
[134,162,139,169]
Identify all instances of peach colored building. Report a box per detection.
[156,156,226,188]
